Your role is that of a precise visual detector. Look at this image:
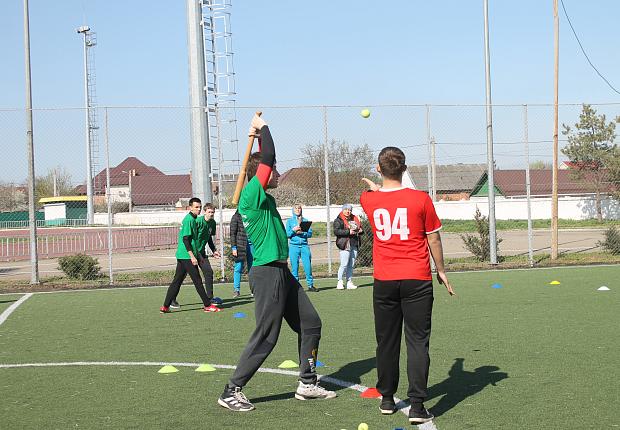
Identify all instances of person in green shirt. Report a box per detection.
[218,114,335,413]
[160,197,219,313]
[195,202,221,307]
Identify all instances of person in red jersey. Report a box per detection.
[360,146,455,425]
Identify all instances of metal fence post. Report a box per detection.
[523,104,534,267]
[323,106,332,276]
[104,108,114,283]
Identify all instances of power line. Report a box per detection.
[560,0,620,95]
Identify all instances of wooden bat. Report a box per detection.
[232,111,262,205]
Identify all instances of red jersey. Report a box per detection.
[360,187,442,281]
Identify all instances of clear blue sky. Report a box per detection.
[1,1,619,183]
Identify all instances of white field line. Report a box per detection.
[0,360,437,428]
[0,293,32,326]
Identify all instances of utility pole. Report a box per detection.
[23,0,39,284]
[483,0,498,265]
[551,0,559,260]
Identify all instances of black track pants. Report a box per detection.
[230,262,322,388]
[373,279,433,403]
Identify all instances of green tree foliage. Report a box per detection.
[529,160,552,170]
[35,167,77,206]
[598,226,620,255]
[0,183,27,212]
[299,139,377,205]
[561,104,620,222]
[460,207,503,262]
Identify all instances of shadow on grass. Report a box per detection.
[172,298,254,312]
[322,357,376,392]
[0,299,18,304]
[251,392,294,404]
[428,358,508,417]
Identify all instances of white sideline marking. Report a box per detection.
[0,360,437,428]
[0,293,33,326]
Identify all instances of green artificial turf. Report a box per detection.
[1,266,619,429]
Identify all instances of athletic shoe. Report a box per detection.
[170,300,180,309]
[159,306,170,314]
[307,287,319,292]
[218,384,255,412]
[212,297,223,305]
[379,396,397,415]
[204,304,222,312]
[250,293,254,298]
[346,280,357,290]
[409,405,434,423]
[336,280,345,290]
[232,291,240,298]
[294,381,337,400]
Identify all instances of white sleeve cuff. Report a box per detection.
[426,226,442,235]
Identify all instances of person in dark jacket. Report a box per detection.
[333,203,363,290]
[230,210,253,298]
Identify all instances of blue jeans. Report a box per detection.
[233,243,254,292]
[338,247,358,281]
[289,244,314,287]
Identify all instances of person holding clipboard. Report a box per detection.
[286,204,317,292]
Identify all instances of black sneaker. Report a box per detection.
[307,287,319,292]
[409,405,434,423]
[379,395,396,415]
[232,291,240,298]
[170,300,180,309]
[218,384,255,412]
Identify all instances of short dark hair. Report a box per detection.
[203,202,215,211]
[246,152,262,181]
[188,197,202,207]
[378,147,407,180]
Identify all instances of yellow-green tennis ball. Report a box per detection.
[358,423,369,430]
[361,109,371,118]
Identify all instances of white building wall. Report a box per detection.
[92,195,620,225]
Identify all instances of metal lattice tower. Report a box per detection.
[201,0,240,204]
[77,26,100,223]
[201,0,239,279]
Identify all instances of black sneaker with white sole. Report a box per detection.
[170,300,180,309]
[409,405,434,423]
[218,384,255,412]
[379,395,397,415]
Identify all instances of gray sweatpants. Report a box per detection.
[229,262,322,388]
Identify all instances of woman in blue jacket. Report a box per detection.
[286,204,317,292]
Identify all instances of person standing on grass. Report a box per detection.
[286,204,317,292]
[360,146,455,425]
[195,202,222,312]
[333,204,363,290]
[218,113,335,413]
[230,209,254,298]
[160,197,219,314]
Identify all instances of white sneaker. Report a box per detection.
[295,381,337,400]
[336,280,344,290]
[346,280,357,290]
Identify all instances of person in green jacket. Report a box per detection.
[160,197,219,313]
[195,202,222,310]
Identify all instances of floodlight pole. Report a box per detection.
[77,25,94,225]
[483,0,498,265]
[23,0,39,284]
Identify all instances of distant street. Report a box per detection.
[0,228,607,281]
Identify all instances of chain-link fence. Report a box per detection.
[1,103,619,290]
